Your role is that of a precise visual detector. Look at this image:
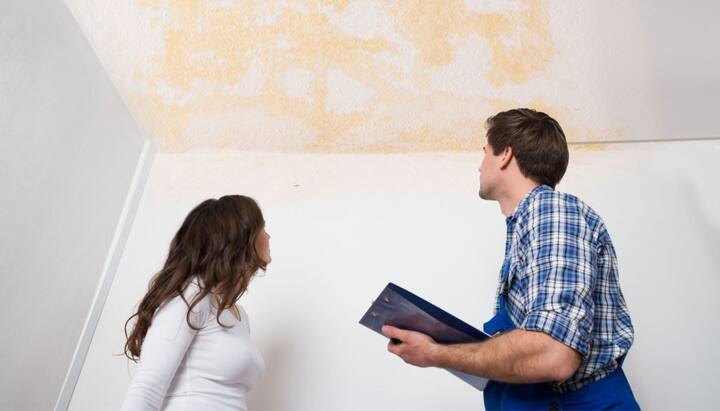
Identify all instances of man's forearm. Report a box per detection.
[433,329,580,384]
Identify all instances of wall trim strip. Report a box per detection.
[54,139,155,411]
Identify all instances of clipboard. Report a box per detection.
[359,282,491,391]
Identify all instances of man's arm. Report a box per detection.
[383,325,581,384]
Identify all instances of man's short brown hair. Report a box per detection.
[486,108,569,188]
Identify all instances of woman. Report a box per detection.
[121,195,271,410]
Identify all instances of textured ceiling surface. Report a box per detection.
[65,0,720,152]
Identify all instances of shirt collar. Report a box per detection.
[507,184,553,222]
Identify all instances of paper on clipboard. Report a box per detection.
[359,282,491,391]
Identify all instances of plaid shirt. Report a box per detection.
[496,185,634,393]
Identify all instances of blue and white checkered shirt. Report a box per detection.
[496,185,634,393]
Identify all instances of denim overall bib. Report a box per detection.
[481,262,640,410]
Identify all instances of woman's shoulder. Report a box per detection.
[182,280,213,318]
[149,280,213,327]
[236,304,250,319]
[235,304,254,331]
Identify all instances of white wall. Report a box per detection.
[0,1,149,409]
[70,141,720,410]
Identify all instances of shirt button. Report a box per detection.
[549,401,559,411]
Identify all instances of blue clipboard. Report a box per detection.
[359,282,491,391]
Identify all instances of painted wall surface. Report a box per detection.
[64,0,720,153]
[0,1,147,409]
[70,142,720,410]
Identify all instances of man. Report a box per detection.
[382,108,640,410]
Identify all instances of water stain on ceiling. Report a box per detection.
[120,0,611,153]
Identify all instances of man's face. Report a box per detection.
[478,143,500,200]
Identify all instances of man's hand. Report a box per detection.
[381,326,581,383]
[382,325,441,368]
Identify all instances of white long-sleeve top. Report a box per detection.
[121,283,265,411]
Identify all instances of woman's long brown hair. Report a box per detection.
[124,195,267,362]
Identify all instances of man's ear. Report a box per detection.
[499,146,513,169]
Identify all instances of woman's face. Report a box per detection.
[254,227,272,264]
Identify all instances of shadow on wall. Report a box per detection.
[619,169,720,409]
[683,179,720,255]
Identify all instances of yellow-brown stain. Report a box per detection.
[129,0,563,153]
[571,143,608,152]
[392,1,555,85]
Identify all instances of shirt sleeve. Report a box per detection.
[517,196,595,356]
[120,294,209,410]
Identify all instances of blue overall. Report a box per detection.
[482,263,640,410]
